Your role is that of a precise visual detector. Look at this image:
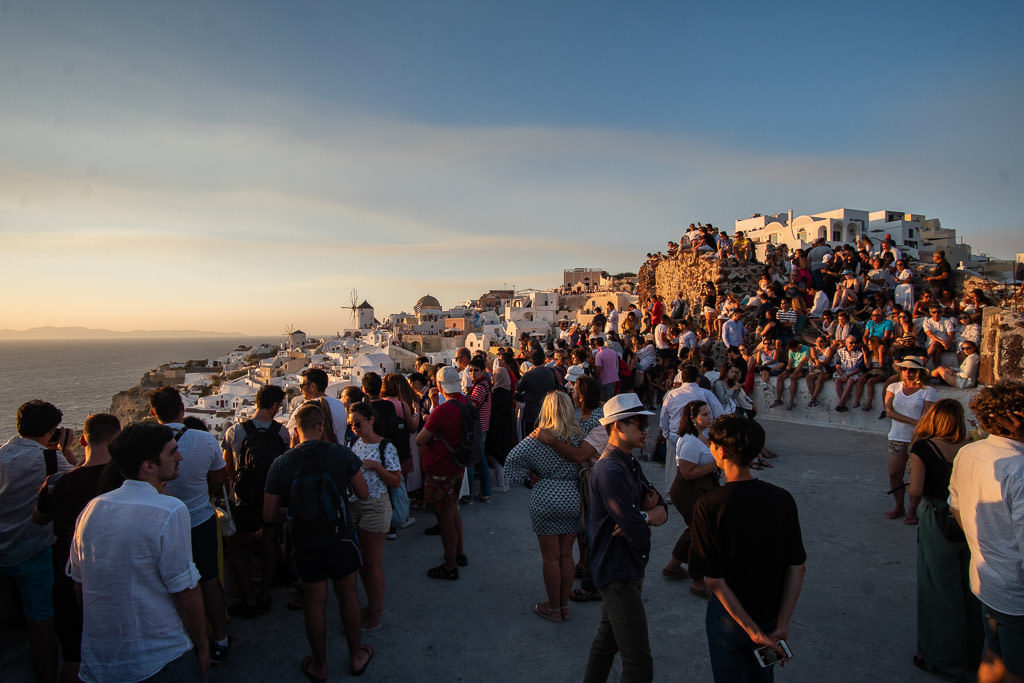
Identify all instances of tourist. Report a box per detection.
[894,259,914,311]
[0,400,76,683]
[32,413,120,683]
[659,365,724,493]
[713,364,753,419]
[721,308,745,349]
[662,400,719,599]
[922,305,955,370]
[906,400,983,678]
[505,391,584,623]
[71,422,208,682]
[862,308,894,369]
[515,348,562,435]
[925,249,952,298]
[883,357,937,522]
[592,334,619,400]
[771,339,810,411]
[221,384,288,618]
[805,336,836,408]
[689,415,807,683]
[949,380,1024,683]
[932,339,980,389]
[465,356,493,502]
[584,393,668,683]
[150,386,230,661]
[264,403,372,679]
[415,366,469,580]
[345,402,401,632]
[288,368,347,446]
[754,334,784,386]
[833,335,867,412]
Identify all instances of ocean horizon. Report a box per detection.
[0,337,273,439]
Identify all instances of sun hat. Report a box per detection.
[893,356,928,372]
[565,364,585,384]
[437,366,462,393]
[598,393,655,426]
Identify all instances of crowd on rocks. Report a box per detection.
[1,224,1020,683]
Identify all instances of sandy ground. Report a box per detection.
[1,417,937,682]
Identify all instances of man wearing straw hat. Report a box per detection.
[584,394,668,683]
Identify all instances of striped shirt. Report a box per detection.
[469,376,492,432]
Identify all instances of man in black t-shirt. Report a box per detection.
[263,403,372,679]
[925,250,952,298]
[689,416,806,682]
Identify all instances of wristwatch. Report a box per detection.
[639,511,649,524]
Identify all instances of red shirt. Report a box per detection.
[421,394,466,477]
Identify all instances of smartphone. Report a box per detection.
[754,640,792,668]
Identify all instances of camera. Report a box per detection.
[49,427,67,446]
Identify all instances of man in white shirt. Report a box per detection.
[0,400,75,683]
[922,305,955,370]
[721,310,745,348]
[287,367,348,445]
[677,321,698,358]
[70,422,207,682]
[808,284,830,319]
[659,366,724,492]
[606,301,619,335]
[654,315,672,350]
[150,386,230,662]
[949,380,1024,682]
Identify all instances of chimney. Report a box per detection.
[787,208,793,226]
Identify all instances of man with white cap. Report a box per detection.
[584,394,668,683]
[660,366,724,493]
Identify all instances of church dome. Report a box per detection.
[415,294,441,310]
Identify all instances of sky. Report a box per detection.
[1,0,1021,335]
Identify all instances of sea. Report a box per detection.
[0,337,272,438]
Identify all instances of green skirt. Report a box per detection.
[916,497,983,679]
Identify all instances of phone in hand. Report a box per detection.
[754,639,792,668]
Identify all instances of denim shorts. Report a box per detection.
[0,547,54,621]
[982,603,1024,676]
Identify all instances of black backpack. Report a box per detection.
[439,399,482,469]
[287,443,351,552]
[233,420,287,508]
[369,399,411,464]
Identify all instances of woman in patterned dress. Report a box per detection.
[505,391,583,623]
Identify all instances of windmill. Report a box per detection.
[343,289,359,330]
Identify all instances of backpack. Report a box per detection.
[439,399,482,469]
[287,443,351,552]
[369,399,411,463]
[233,420,287,508]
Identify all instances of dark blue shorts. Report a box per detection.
[292,536,362,584]
[190,515,220,582]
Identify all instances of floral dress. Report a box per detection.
[505,437,582,535]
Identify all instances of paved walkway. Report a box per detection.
[2,418,935,682]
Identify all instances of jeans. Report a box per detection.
[706,594,775,682]
[466,430,491,497]
[584,580,652,682]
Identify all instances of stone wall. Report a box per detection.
[979,306,1024,383]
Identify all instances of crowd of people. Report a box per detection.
[0,227,1020,682]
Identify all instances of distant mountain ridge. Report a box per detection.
[0,326,245,340]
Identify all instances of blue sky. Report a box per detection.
[1,0,1021,334]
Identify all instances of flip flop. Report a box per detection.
[300,656,326,682]
[350,644,373,677]
[569,587,601,602]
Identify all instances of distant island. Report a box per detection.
[0,327,246,340]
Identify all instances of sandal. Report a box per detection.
[300,656,327,682]
[560,605,570,620]
[569,587,601,602]
[350,644,374,677]
[534,602,562,623]
[426,564,459,580]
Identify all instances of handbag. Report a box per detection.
[215,485,237,537]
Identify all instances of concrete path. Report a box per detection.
[1,418,936,682]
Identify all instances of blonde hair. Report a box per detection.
[912,398,966,445]
[536,391,582,442]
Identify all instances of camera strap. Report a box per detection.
[43,449,58,476]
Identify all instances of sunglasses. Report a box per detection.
[624,417,650,430]
[349,419,366,429]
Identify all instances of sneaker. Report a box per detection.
[494,485,511,493]
[460,495,473,505]
[386,526,398,541]
[398,516,417,529]
[210,637,231,665]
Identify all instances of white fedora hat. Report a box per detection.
[599,393,655,426]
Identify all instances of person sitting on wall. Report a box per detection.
[931,340,980,389]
